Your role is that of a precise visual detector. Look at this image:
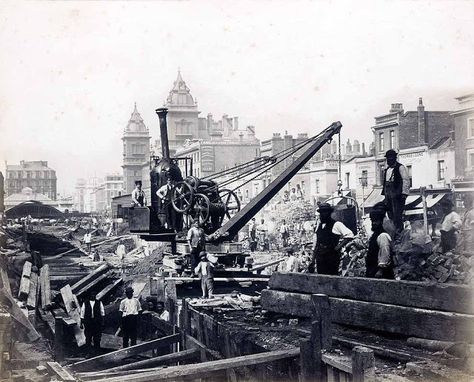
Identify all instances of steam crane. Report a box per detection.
[129,107,342,251]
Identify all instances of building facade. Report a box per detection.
[5,161,57,200]
[122,104,151,194]
[371,98,454,185]
[451,94,474,193]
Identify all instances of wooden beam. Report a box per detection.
[251,258,285,272]
[352,346,375,382]
[268,273,474,314]
[60,284,85,347]
[39,265,52,309]
[26,272,39,309]
[96,278,123,301]
[0,289,40,342]
[165,277,269,283]
[72,333,181,372]
[75,271,113,297]
[89,348,301,382]
[70,263,109,294]
[261,290,474,342]
[0,266,12,296]
[45,361,75,382]
[18,261,32,300]
[99,348,200,373]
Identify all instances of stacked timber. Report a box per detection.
[261,273,474,343]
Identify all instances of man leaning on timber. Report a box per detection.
[366,209,395,279]
[382,149,410,234]
[310,203,354,275]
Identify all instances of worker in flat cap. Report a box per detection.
[119,286,142,348]
[366,209,394,279]
[382,149,410,233]
[310,203,354,275]
[439,198,462,253]
[131,180,146,207]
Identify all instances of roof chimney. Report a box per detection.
[417,97,426,144]
[390,103,403,113]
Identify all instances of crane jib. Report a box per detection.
[209,121,342,242]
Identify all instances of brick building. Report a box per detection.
[372,98,454,185]
[5,161,57,200]
[451,93,474,194]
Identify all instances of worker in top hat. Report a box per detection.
[439,198,462,253]
[381,149,410,233]
[131,180,146,207]
[310,203,354,275]
[119,286,142,348]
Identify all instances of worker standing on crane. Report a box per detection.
[187,221,206,275]
[310,203,354,275]
[131,180,146,207]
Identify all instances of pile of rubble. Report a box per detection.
[339,229,474,284]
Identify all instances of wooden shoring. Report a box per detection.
[268,273,474,314]
[261,289,474,342]
[71,333,181,372]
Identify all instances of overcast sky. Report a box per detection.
[0,0,473,195]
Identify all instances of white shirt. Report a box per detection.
[441,211,462,232]
[84,233,92,244]
[119,297,142,317]
[131,188,146,205]
[116,244,126,259]
[376,232,392,267]
[195,261,214,277]
[156,184,172,201]
[80,300,105,319]
[385,164,410,195]
[160,310,170,321]
[312,221,354,249]
[286,255,299,272]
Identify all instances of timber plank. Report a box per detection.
[72,333,181,372]
[0,266,12,295]
[70,263,109,294]
[60,284,86,347]
[39,265,51,309]
[269,273,474,314]
[90,348,300,382]
[0,289,40,342]
[96,278,123,301]
[261,290,474,342]
[18,261,32,300]
[26,272,38,309]
[45,361,75,381]
[74,271,113,297]
[100,348,200,373]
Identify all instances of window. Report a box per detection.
[360,170,368,186]
[468,119,474,139]
[345,172,350,189]
[437,160,445,181]
[379,132,384,152]
[406,165,413,188]
[389,130,395,149]
[468,149,474,167]
[315,179,320,194]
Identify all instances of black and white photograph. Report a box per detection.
[0,1,473,381]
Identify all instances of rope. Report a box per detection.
[337,132,343,196]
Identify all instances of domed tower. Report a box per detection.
[163,70,200,155]
[122,103,151,194]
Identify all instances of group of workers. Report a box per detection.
[79,286,169,351]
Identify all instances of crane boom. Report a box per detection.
[209,121,342,242]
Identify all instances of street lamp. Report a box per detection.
[359,175,368,217]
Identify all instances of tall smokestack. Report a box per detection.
[156,108,170,159]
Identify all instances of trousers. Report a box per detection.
[122,315,138,348]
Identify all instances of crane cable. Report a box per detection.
[337,132,343,196]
